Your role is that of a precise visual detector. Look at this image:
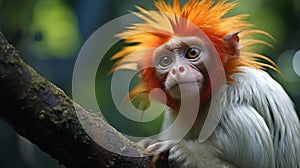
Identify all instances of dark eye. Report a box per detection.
[159,56,173,67]
[185,47,201,59]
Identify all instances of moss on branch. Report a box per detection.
[0,32,168,168]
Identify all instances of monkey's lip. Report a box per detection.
[166,81,202,98]
[168,81,201,90]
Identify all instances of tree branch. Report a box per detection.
[0,32,168,168]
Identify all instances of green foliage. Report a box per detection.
[29,0,80,59]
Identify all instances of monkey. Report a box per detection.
[111,0,300,167]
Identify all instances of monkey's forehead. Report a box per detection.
[156,36,210,51]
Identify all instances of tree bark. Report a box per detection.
[0,32,168,168]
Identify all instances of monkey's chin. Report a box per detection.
[166,81,202,100]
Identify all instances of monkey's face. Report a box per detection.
[153,36,210,100]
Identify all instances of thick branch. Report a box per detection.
[0,32,168,168]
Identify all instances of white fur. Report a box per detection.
[161,67,300,168]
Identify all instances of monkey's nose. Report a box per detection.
[171,66,185,76]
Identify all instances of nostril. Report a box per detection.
[179,66,185,73]
[171,69,176,75]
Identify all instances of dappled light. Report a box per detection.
[30,0,80,59]
[293,50,300,77]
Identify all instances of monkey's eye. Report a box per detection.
[159,56,173,67]
[185,47,201,59]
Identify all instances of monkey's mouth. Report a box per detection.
[167,81,201,98]
[172,81,200,88]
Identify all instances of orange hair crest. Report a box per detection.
[111,0,277,109]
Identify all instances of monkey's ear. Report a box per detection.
[224,32,240,56]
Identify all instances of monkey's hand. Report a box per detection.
[137,138,158,149]
[167,140,236,168]
[142,140,177,155]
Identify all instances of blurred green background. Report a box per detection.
[0,0,299,167]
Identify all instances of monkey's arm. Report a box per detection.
[146,104,275,168]
[212,104,275,168]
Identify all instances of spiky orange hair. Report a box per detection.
[111,0,277,108]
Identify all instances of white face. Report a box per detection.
[153,36,211,100]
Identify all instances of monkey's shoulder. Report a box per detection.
[228,67,292,105]
[231,67,282,92]
[215,67,300,168]
[225,66,297,123]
